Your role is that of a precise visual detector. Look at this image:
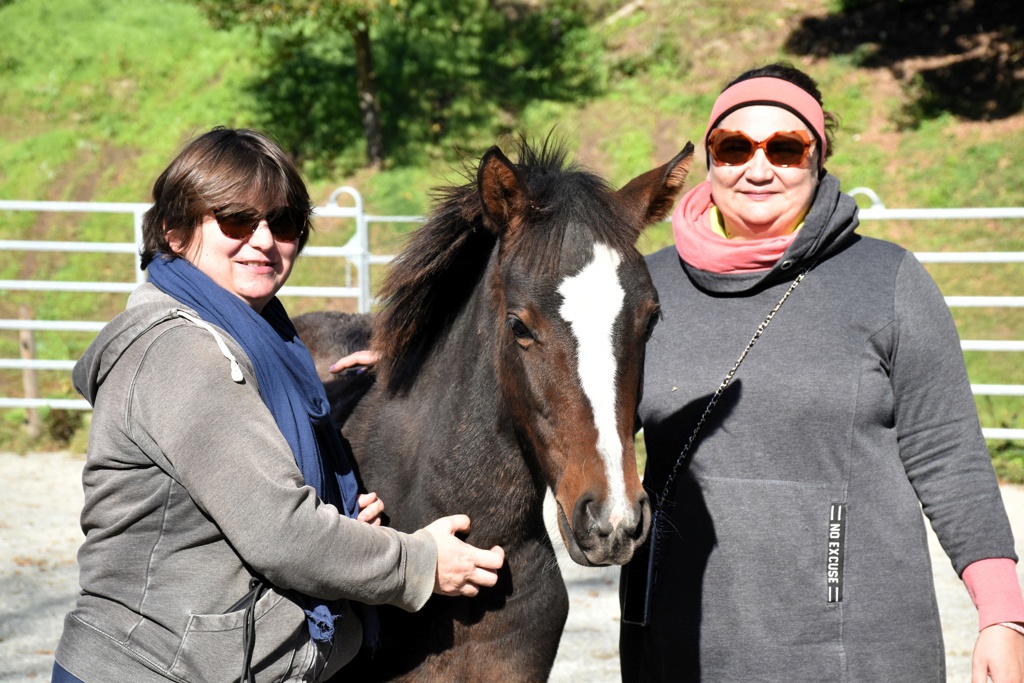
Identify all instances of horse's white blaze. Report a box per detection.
[558,243,628,527]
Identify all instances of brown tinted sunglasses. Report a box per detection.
[213,206,308,243]
[708,129,813,168]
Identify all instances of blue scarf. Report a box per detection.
[148,255,376,644]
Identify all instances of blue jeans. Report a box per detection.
[51,661,85,683]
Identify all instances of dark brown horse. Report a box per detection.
[296,136,693,682]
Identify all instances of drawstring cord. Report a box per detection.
[240,579,270,683]
[172,309,245,383]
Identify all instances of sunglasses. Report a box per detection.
[708,129,813,168]
[213,206,308,243]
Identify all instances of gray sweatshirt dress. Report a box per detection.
[620,174,1017,682]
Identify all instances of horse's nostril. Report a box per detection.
[569,491,622,540]
[571,493,605,537]
[633,491,652,541]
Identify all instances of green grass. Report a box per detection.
[990,441,1024,484]
[0,0,1022,481]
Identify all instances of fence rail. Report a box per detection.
[2,188,1022,440]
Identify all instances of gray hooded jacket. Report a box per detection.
[620,174,1016,682]
[56,284,437,682]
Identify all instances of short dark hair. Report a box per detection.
[140,127,312,269]
[725,62,840,162]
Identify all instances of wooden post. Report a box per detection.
[19,305,41,440]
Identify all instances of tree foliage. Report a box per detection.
[198,0,378,31]
[192,0,607,176]
[195,0,388,167]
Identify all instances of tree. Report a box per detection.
[194,1,605,175]
[196,0,387,168]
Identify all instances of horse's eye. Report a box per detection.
[643,311,660,340]
[507,316,534,347]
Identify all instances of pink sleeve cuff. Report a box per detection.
[962,558,1024,631]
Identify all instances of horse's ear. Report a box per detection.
[616,142,695,237]
[478,146,525,237]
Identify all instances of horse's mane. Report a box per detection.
[372,135,626,391]
[370,170,493,391]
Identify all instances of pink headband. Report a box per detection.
[704,77,827,168]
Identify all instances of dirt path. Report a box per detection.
[1,451,1021,682]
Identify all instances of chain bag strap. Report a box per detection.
[621,267,811,627]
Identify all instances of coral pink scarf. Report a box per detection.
[672,181,798,274]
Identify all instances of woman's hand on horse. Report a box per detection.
[357,492,384,526]
[329,350,380,374]
[424,515,505,598]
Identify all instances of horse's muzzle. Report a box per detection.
[557,489,651,567]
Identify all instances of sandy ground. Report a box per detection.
[0,450,1021,682]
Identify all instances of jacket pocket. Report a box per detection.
[692,477,846,679]
[169,588,308,682]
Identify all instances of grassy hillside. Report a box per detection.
[0,0,1021,477]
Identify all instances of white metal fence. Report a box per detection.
[1,187,1022,440]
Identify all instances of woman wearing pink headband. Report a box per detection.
[620,62,1024,682]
